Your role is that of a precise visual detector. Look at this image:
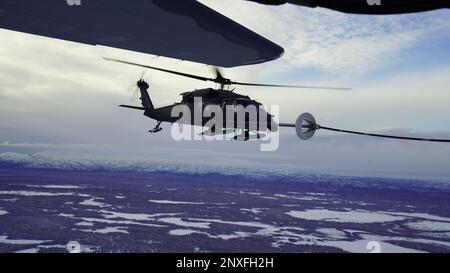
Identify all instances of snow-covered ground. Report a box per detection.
[0,163,449,253]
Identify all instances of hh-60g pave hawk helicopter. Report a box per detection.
[106,58,450,143]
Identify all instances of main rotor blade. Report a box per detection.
[105,58,351,90]
[213,67,225,80]
[231,82,351,91]
[104,58,213,82]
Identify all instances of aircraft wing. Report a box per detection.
[247,0,449,14]
[0,0,284,67]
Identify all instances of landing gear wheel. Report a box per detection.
[149,121,163,133]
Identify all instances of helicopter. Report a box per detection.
[105,58,350,141]
[106,58,450,143]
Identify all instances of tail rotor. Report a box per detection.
[129,68,149,101]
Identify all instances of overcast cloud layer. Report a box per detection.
[0,1,449,180]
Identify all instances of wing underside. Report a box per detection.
[0,0,284,67]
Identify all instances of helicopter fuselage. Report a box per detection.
[130,81,277,136]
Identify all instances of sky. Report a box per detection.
[0,0,450,181]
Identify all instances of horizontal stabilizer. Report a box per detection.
[119,105,145,110]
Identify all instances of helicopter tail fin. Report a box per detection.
[137,80,155,111]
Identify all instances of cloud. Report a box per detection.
[0,2,449,181]
[201,1,450,74]
[1,134,450,182]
